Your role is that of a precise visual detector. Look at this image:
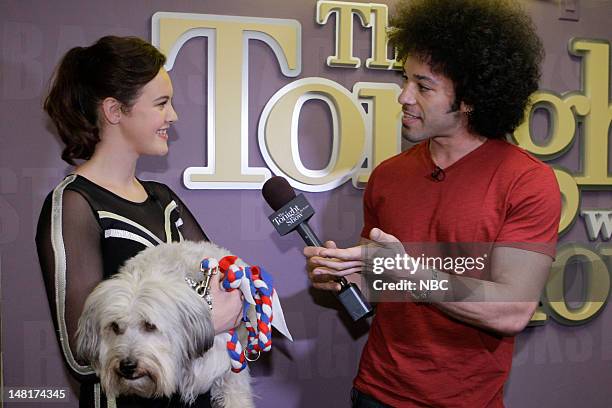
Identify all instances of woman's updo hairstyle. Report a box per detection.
[44,36,166,164]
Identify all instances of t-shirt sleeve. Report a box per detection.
[35,188,102,381]
[166,186,210,242]
[495,165,561,258]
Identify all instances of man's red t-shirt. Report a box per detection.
[354,139,561,407]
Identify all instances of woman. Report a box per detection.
[36,36,242,408]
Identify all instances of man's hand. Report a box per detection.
[304,240,346,291]
[303,228,403,291]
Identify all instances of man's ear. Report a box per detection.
[459,101,473,115]
[100,97,123,125]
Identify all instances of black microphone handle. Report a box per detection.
[296,222,322,247]
[297,222,349,285]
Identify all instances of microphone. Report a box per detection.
[262,176,320,247]
[431,166,445,182]
[262,176,373,321]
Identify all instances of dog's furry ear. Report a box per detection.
[75,297,100,365]
[178,295,215,359]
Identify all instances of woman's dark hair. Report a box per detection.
[389,0,544,139]
[44,36,166,164]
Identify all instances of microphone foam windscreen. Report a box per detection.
[262,176,296,211]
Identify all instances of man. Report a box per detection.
[304,0,561,407]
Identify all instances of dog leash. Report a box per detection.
[198,256,292,373]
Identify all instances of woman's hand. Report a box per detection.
[209,270,243,334]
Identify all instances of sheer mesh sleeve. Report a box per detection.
[167,187,209,242]
[36,188,103,381]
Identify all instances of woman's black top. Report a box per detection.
[36,174,212,408]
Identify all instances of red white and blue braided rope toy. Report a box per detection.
[199,255,292,373]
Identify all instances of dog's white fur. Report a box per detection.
[76,241,254,407]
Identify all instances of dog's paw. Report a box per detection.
[212,393,254,408]
[211,368,253,408]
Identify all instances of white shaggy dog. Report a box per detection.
[76,241,254,407]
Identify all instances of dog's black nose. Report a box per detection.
[119,358,138,377]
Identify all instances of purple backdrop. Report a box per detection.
[1,0,611,407]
